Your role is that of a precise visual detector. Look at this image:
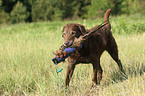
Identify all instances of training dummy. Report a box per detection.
[52,36,83,65]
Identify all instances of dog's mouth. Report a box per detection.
[63,40,74,47]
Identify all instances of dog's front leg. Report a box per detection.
[65,63,75,87]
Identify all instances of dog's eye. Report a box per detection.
[62,32,66,37]
[71,31,76,35]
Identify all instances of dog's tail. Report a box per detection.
[104,9,111,29]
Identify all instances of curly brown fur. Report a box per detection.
[62,9,126,87]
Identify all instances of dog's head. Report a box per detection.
[62,23,87,45]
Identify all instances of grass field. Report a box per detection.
[0,14,145,96]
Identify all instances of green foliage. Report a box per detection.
[111,15,145,34]
[52,8,63,21]
[121,0,144,15]
[0,0,2,6]
[0,0,145,24]
[10,1,29,24]
[86,0,111,18]
[111,0,123,15]
[2,0,17,13]
[0,10,9,24]
[140,0,145,14]
[31,0,63,22]
[0,0,10,24]
[61,0,91,19]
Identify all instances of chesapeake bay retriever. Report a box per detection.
[62,9,126,86]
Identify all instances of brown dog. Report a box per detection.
[62,9,126,87]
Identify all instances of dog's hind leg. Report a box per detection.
[65,63,75,87]
[106,37,127,76]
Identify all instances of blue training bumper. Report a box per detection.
[52,43,82,65]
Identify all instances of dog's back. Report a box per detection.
[68,9,112,64]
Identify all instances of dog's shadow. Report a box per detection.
[102,63,145,86]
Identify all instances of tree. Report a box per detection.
[111,0,123,15]
[0,0,10,24]
[10,1,29,24]
[0,0,2,6]
[31,0,63,22]
[2,0,17,13]
[21,0,35,22]
[86,0,111,19]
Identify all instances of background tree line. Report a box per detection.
[0,0,145,24]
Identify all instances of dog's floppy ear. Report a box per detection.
[62,24,67,32]
[62,24,67,37]
[62,26,65,37]
[75,24,87,35]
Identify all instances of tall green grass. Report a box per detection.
[0,14,145,95]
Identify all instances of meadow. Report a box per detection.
[0,14,145,96]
